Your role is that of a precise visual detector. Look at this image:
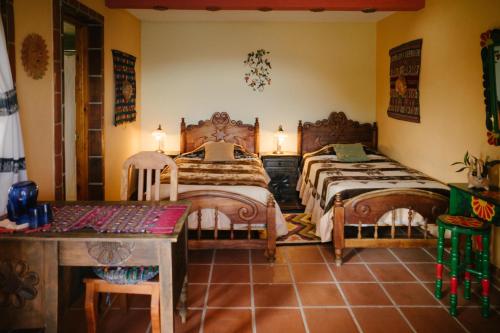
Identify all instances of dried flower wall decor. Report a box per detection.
[21,33,49,80]
[244,49,271,92]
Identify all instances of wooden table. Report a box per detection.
[0,201,190,333]
[449,183,500,225]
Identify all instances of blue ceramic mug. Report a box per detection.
[36,203,53,226]
[28,207,38,229]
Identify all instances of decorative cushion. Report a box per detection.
[333,143,369,162]
[438,214,485,229]
[204,141,235,161]
[93,266,159,285]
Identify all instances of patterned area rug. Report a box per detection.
[277,213,321,244]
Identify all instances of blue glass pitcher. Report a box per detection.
[7,181,39,225]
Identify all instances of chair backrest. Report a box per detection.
[121,151,178,202]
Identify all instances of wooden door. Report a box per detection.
[72,23,105,201]
[75,25,89,200]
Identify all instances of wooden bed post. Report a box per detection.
[265,194,276,262]
[254,118,260,155]
[372,122,378,150]
[333,193,345,266]
[180,118,186,153]
[297,120,303,155]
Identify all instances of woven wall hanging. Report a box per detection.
[21,33,49,80]
[244,49,271,92]
[112,50,137,126]
[387,39,423,123]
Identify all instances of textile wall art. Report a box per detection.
[387,39,423,123]
[112,50,137,126]
[244,49,271,92]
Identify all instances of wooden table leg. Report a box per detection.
[43,241,59,333]
[158,242,174,332]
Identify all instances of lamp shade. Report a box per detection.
[273,125,287,154]
[152,124,166,142]
[274,125,287,141]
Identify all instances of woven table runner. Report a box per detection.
[49,204,187,234]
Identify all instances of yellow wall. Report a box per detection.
[15,0,54,200]
[14,0,141,200]
[141,22,376,153]
[376,0,500,265]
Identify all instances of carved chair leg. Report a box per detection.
[150,284,161,333]
[84,280,98,333]
[178,276,188,324]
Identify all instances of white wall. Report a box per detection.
[141,21,376,153]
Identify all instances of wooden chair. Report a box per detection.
[84,279,161,333]
[84,152,182,333]
[120,150,178,201]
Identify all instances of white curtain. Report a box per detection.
[0,15,27,215]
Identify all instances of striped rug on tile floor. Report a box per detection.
[277,213,321,244]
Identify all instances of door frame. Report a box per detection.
[53,0,104,200]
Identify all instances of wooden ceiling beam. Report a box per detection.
[105,0,425,11]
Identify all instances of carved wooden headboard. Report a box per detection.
[297,112,378,155]
[180,112,260,154]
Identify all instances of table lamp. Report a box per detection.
[274,125,287,154]
[152,124,166,153]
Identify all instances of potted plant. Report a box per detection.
[452,151,500,190]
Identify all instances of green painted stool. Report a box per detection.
[434,214,491,317]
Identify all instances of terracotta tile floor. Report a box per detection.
[59,246,500,333]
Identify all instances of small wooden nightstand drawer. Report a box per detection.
[263,158,298,168]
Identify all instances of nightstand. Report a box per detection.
[163,151,180,159]
[261,153,303,211]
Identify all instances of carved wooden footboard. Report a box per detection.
[178,190,276,261]
[332,189,449,265]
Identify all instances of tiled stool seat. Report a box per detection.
[435,214,491,317]
[437,215,489,229]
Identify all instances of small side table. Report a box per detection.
[163,151,180,159]
[261,153,302,211]
[448,183,500,224]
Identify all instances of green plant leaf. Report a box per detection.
[455,167,468,173]
[451,162,464,166]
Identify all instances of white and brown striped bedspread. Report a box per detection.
[159,156,287,236]
[298,152,449,241]
[160,157,270,188]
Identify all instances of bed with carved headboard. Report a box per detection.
[297,112,449,265]
[159,112,287,261]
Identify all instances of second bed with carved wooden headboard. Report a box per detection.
[297,112,449,265]
[180,112,260,155]
[159,112,287,261]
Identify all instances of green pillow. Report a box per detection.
[333,143,369,162]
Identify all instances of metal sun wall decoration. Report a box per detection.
[21,33,49,80]
[244,49,271,92]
